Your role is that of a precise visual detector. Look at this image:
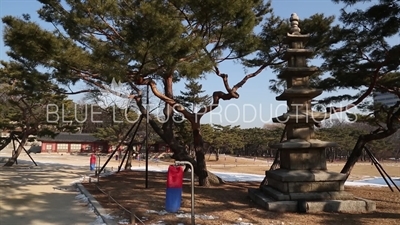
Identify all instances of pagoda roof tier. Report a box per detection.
[283,49,313,60]
[269,138,337,149]
[284,33,310,43]
[278,67,318,79]
[272,112,329,123]
[276,88,322,101]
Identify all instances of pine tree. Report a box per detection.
[317,0,400,175]
[0,60,73,166]
[177,80,211,113]
[1,0,337,185]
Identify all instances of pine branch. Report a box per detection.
[327,68,382,114]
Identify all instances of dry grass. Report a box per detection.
[83,156,400,225]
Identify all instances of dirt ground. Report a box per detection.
[83,156,400,225]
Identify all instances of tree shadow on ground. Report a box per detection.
[0,165,98,225]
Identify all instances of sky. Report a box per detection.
[0,0,396,129]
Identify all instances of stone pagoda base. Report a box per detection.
[266,169,347,197]
[248,150,376,213]
[248,165,376,213]
[248,187,376,213]
[248,142,376,213]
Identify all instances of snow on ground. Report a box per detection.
[89,216,106,225]
[130,165,400,187]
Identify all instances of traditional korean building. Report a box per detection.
[38,133,109,153]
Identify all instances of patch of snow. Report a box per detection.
[145,209,219,222]
[70,176,86,185]
[75,193,89,203]
[345,176,400,187]
[175,212,218,220]
[146,209,169,215]
[90,216,107,225]
[212,171,265,182]
[131,165,168,172]
[103,214,115,219]
[118,218,130,224]
[75,193,100,220]
[89,215,106,225]
[99,170,117,178]
[149,221,166,225]
[199,214,218,220]
[344,181,387,187]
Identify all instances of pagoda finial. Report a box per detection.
[290,13,301,34]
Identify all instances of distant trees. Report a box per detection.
[318,121,400,162]
[175,123,283,159]
[179,121,399,161]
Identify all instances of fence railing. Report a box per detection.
[94,183,145,225]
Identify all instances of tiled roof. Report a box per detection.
[38,133,103,143]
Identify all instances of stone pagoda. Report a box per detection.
[248,13,375,213]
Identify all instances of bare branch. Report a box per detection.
[85,9,114,41]
[232,63,270,92]
[211,24,224,53]
[99,15,125,41]
[213,65,221,75]
[178,53,199,62]
[219,74,233,93]
[197,59,275,119]
[60,89,100,95]
[376,84,400,98]
[328,68,382,114]
[127,81,142,96]
[197,91,233,115]
[136,78,195,122]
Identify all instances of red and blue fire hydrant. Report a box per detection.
[165,165,183,212]
[90,154,96,171]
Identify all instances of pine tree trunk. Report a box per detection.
[135,95,190,163]
[193,128,210,186]
[4,133,28,167]
[134,79,220,186]
[341,129,397,176]
[341,136,367,177]
[125,148,132,170]
[195,148,209,186]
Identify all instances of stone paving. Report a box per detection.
[0,165,99,225]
